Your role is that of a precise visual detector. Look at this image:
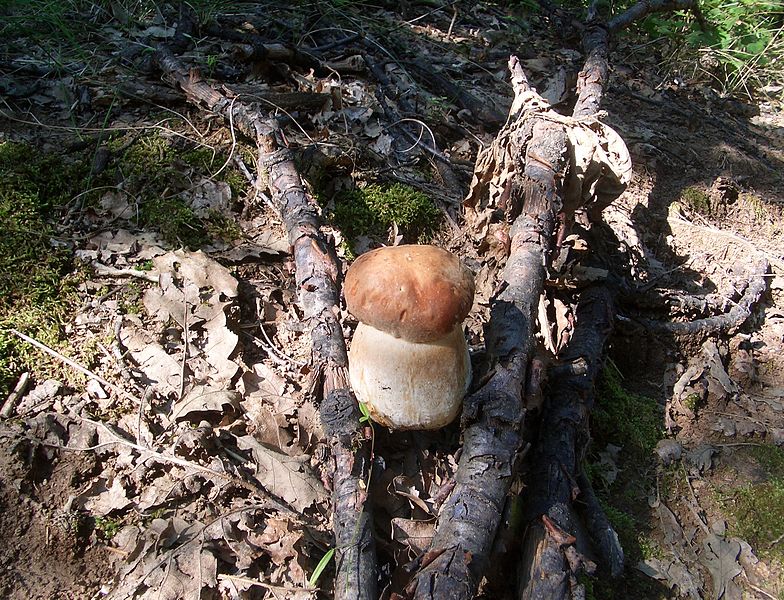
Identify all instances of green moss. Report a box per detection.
[181,146,217,171]
[681,186,711,214]
[719,445,784,560]
[751,444,784,478]
[329,183,441,251]
[593,360,663,457]
[122,132,177,176]
[205,209,242,243]
[724,479,784,560]
[683,392,701,412]
[0,142,92,395]
[223,168,246,198]
[139,195,208,248]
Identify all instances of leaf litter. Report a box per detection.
[1,1,784,599]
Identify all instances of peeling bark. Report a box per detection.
[404,62,569,600]
[152,48,376,600]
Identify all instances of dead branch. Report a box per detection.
[1,371,30,419]
[646,259,769,336]
[152,48,377,600]
[404,59,568,600]
[10,329,141,405]
[518,286,620,600]
[406,58,505,128]
[608,0,705,33]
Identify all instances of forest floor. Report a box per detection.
[0,2,783,599]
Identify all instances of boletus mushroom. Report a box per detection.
[344,245,475,430]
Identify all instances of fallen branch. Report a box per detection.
[1,371,30,418]
[404,59,569,600]
[518,286,620,599]
[646,259,769,336]
[152,47,376,600]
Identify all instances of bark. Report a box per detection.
[646,259,769,336]
[518,286,618,600]
[404,60,569,600]
[152,47,377,600]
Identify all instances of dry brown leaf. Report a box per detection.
[391,518,435,554]
[236,435,326,512]
[82,477,133,516]
[170,384,240,423]
[120,323,182,396]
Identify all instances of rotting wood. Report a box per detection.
[152,48,377,600]
[517,2,701,597]
[518,286,619,600]
[404,0,701,595]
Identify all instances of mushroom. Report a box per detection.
[344,245,475,430]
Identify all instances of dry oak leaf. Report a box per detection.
[236,435,326,512]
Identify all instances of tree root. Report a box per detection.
[645,259,770,336]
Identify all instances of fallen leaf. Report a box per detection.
[236,435,326,512]
[170,384,240,423]
[391,518,435,554]
[700,533,742,600]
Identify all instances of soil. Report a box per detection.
[1,2,783,599]
[0,436,118,599]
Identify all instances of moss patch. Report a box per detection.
[721,445,784,561]
[681,186,711,215]
[113,132,245,248]
[328,183,440,253]
[582,360,668,598]
[0,141,89,396]
[593,361,664,457]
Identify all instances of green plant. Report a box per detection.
[751,444,784,477]
[683,392,701,412]
[94,515,122,539]
[716,445,784,561]
[631,0,784,97]
[308,547,335,587]
[681,186,711,215]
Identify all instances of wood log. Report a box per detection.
[403,59,569,600]
[152,47,377,600]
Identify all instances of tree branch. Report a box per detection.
[152,47,377,600]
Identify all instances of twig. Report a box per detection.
[92,261,159,283]
[10,329,140,405]
[259,320,305,367]
[217,574,313,593]
[1,371,30,418]
[179,300,189,401]
[743,577,778,600]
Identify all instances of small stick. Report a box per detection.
[92,261,159,283]
[1,371,30,418]
[10,329,140,405]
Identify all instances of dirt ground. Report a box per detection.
[1,1,783,599]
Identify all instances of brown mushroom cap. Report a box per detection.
[344,245,475,343]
